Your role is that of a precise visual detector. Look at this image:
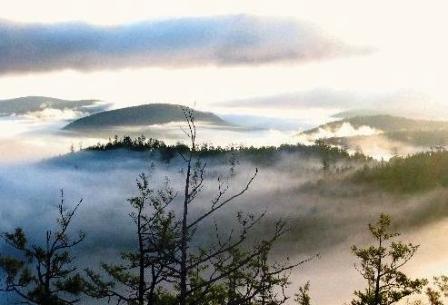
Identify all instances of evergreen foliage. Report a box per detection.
[353,149,448,193]
[0,191,85,305]
[351,214,427,305]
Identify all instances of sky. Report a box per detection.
[1,0,448,118]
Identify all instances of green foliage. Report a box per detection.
[212,230,307,305]
[353,149,448,193]
[304,115,448,136]
[411,276,448,305]
[351,214,427,305]
[0,192,85,305]
[85,135,369,165]
[295,282,312,305]
[84,173,177,305]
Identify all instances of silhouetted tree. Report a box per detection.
[85,108,310,305]
[0,191,85,305]
[351,214,427,305]
[295,282,312,305]
[411,276,448,305]
[172,108,308,305]
[84,173,177,305]
[215,234,311,305]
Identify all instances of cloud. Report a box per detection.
[0,15,365,75]
[221,89,360,109]
[220,89,442,119]
[297,122,382,145]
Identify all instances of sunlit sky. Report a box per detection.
[1,0,448,118]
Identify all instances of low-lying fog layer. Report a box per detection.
[0,113,431,166]
[1,148,448,304]
[1,114,448,304]
[0,116,300,163]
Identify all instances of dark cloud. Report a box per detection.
[0,15,364,74]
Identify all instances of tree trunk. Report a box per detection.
[138,206,146,305]
[374,237,382,305]
[180,158,192,305]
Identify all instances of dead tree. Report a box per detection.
[173,107,308,305]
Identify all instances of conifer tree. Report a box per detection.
[351,214,427,305]
[0,191,85,305]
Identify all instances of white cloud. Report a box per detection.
[297,122,382,145]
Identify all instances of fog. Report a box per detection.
[1,142,448,304]
[1,114,448,304]
[297,122,382,145]
[0,115,302,163]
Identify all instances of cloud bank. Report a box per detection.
[0,15,362,74]
[222,89,360,109]
[220,89,443,120]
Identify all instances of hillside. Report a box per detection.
[299,115,448,157]
[331,109,387,119]
[352,150,448,193]
[45,135,369,169]
[303,115,448,135]
[0,96,108,116]
[63,104,230,131]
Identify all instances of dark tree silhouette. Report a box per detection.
[351,214,427,305]
[0,191,85,305]
[411,276,448,305]
[295,282,312,305]
[172,108,308,305]
[85,107,310,305]
[84,173,177,305]
[214,236,312,305]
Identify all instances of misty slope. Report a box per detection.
[331,109,388,119]
[352,150,448,193]
[28,139,448,256]
[0,96,108,116]
[48,136,367,168]
[300,115,448,156]
[63,104,230,131]
[4,140,448,305]
[304,115,448,134]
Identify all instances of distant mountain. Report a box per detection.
[299,115,448,157]
[64,104,231,132]
[331,109,388,119]
[220,114,308,131]
[0,96,109,116]
[303,115,448,135]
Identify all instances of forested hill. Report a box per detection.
[352,149,448,193]
[47,135,370,168]
[303,115,448,134]
[63,104,230,130]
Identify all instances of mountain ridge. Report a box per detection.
[303,114,448,135]
[63,103,230,131]
[0,96,109,116]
